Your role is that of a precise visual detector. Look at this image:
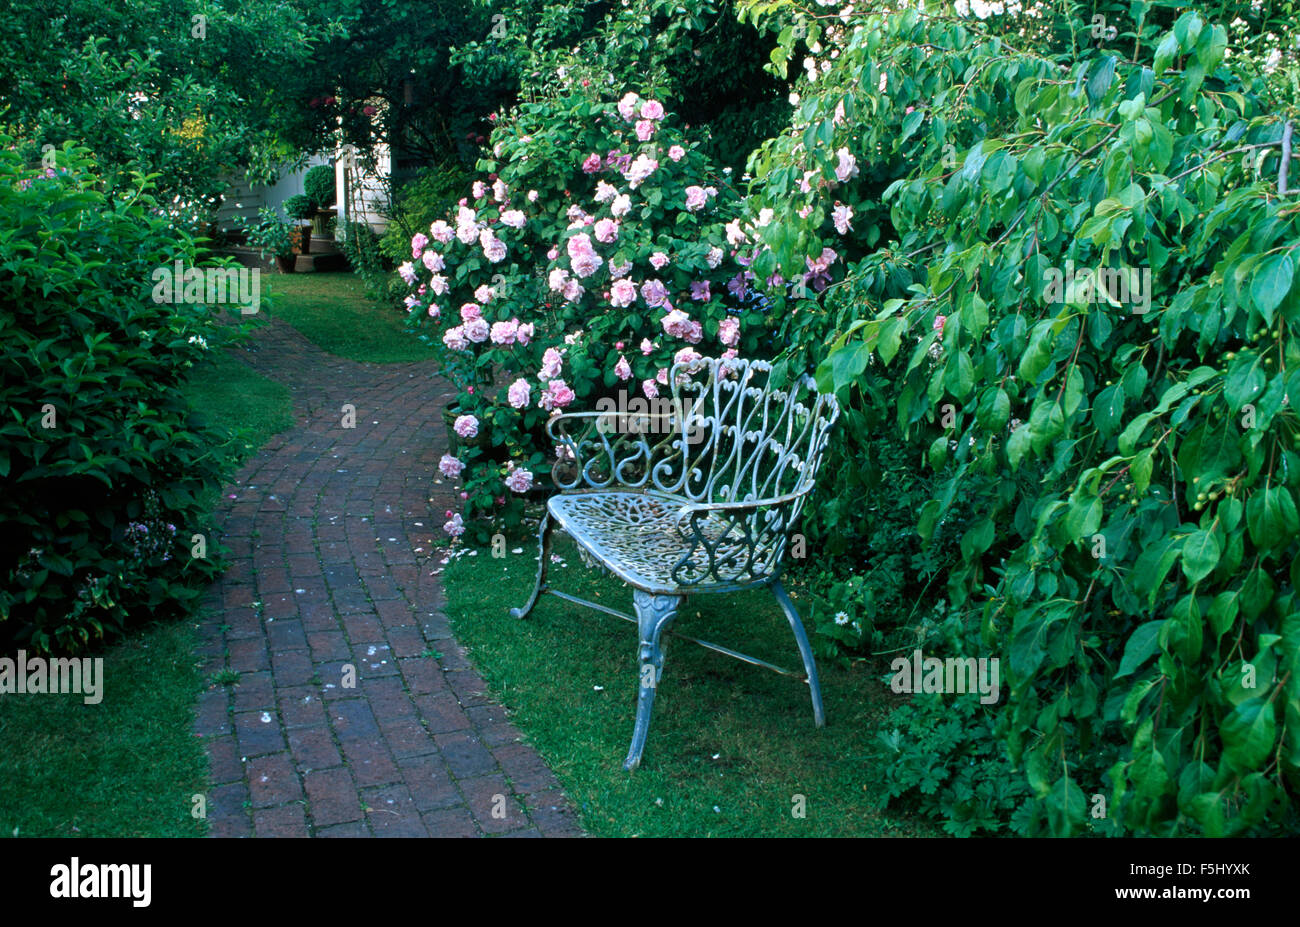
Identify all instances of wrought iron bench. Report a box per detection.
[510,355,840,769]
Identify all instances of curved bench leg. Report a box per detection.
[772,580,825,728]
[509,513,552,619]
[624,590,681,771]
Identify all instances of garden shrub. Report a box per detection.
[398,90,785,541]
[737,4,1300,835]
[303,164,336,210]
[0,142,232,654]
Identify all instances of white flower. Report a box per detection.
[834,611,850,626]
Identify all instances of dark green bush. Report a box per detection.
[282,193,314,221]
[303,164,335,210]
[0,141,233,654]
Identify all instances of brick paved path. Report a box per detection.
[193,317,582,837]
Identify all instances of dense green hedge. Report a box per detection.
[738,4,1299,835]
[0,143,232,654]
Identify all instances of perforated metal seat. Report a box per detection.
[509,356,840,770]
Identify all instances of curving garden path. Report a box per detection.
[192,316,582,837]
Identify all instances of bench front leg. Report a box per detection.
[624,589,681,771]
[509,512,553,619]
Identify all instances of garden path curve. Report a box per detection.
[193,315,582,837]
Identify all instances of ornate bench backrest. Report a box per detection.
[553,356,838,506]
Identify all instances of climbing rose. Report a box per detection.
[668,145,686,161]
[706,246,724,269]
[539,347,563,380]
[507,378,531,409]
[490,319,519,344]
[562,278,586,302]
[538,379,576,410]
[593,218,619,244]
[516,322,535,345]
[609,260,632,279]
[499,209,526,229]
[640,338,654,355]
[460,303,482,322]
[595,180,619,203]
[421,250,444,272]
[835,147,859,182]
[832,202,853,235]
[642,379,659,400]
[453,415,479,438]
[439,454,465,478]
[492,179,507,201]
[611,194,632,218]
[464,318,490,343]
[674,347,702,367]
[640,279,669,308]
[635,120,655,142]
[582,153,602,173]
[610,278,638,308]
[624,155,658,189]
[719,317,741,347]
[614,354,632,380]
[504,465,533,494]
[640,100,665,120]
[443,326,468,351]
[472,181,487,199]
[429,220,454,244]
[684,185,707,211]
[411,233,429,258]
[649,251,670,270]
[427,304,440,319]
[474,285,494,304]
[398,262,417,285]
[480,230,506,262]
[617,92,639,121]
[443,513,465,537]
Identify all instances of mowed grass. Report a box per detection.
[260,272,435,364]
[187,344,295,473]
[443,533,938,837]
[0,620,210,837]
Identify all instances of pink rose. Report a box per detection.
[539,347,564,380]
[614,354,632,380]
[429,220,454,244]
[719,317,740,348]
[538,379,576,411]
[507,378,531,409]
[411,233,429,258]
[504,464,534,494]
[640,338,654,356]
[684,185,707,211]
[464,318,490,343]
[649,251,670,270]
[490,319,519,344]
[640,100,665,120]
[421,250,445,272]
[443,513,465,537]
[642,378,659,400]
[516,322,535,345]
[398,262,417,285]
[443,326,469,351]
[635,119,655,142]
[668,145,686,162]
[439,454,465,478]
[460,303,482,322]
[594,218,619,244]
[582,153,602,173]
[453,415,479,439]
[610,278,638,308]
[617,92,639,121]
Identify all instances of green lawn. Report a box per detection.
[0,620,210,837]
[442,533,939,837]
[261,272,435,364]
[187,344,295,474]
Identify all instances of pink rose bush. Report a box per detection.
[399,90,773,540]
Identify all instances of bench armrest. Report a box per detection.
[667,492,806,587]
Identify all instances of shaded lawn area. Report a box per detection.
[442,532,939,837]
[260,272,436,364]
[0,620,210,837]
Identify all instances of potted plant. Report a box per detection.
[239,207,295,273]
[283,194,314,254]
[304,164,336,236]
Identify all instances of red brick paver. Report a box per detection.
[193,316,582,838]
